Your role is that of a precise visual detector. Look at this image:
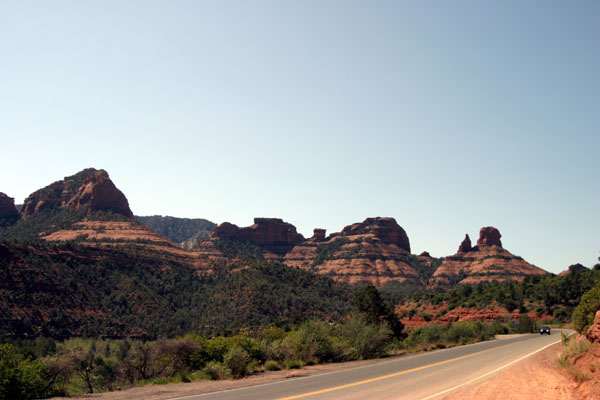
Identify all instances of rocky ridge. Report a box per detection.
[20,168,133,219]
[210,218,304,254]
[4,168,549,290]
[428,226,546,288]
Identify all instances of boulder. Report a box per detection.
[587,310,600,343]
[340,217,410,252]
[419,251,431,258]
[477,226,502,247]
[458,234,472,253]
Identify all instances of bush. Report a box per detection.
[264,360,281,371]
[224,345,250,378]
[572,282,600,333]
[284,359,305,369]
[0,344,50,400]
[294,320,333,364]
[202,361,228,380]
[337,315,391,359]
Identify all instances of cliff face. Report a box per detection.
[284,217,422,287]
[210,218,304,254]
[67,170,133,218]
[339,217,411,252]
[206,218,547,288]
[429,226,547,288]
[0,193,19,226]
[21,168,133,219]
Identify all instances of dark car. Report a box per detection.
[540,326,551,335]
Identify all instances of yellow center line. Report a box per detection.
[277,342,513,400]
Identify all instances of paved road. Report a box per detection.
[173,331,564,400]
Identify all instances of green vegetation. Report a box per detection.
[404,321,500,350]
[0,344,55,400]
[0,242,352,338]
[213,238,265,260]
[134,215,215,244]
[572,280,600,333]
[392,266,600,324]
[1,314,507,398]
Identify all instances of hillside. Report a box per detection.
[0,242,352,339]
[0,167,554,339]
[134,215,216,249]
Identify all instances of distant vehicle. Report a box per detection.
[540,326,551,335]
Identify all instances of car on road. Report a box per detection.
[540,326,551,335]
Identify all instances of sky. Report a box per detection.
[1,1,598,274]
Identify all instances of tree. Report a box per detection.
[572,281,600,333]
[353,285,404,338]
[0,344,49,400]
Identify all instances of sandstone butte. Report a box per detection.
[21,168,133,219]
[4,168,549,289]
[427,226,547,289]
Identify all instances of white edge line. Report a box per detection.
[421,337,562,400]
[168,334,540,400]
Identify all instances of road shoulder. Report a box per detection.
[441,342,580,400]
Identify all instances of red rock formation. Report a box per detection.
[477,226,502,247]
[67,170,133,218]
[458,234,472,253]
[309,228,327,242]
[587,311,600,343]
[559,263,588,276]
[20,168,133,219]
[211,218,304,247]
[340,217,410,252]
[0,192,19,224]
[429,227,547,288]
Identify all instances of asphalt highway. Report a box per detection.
[172,331,564,400]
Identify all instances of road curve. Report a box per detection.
[172,331,564,400]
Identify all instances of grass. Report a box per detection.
[558,335,592,382]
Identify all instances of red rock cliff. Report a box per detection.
[0,192,19,224]
[458,234,472,253]
[67,170,133,218]
[211,218,304,246]
[476,226,502,247]
[21,168,133,219]
[340,217,411,252]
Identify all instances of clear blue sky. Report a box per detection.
[1,1,598,274]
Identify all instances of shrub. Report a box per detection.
[202,361,228,380]
[294,320,333,364]
[224,345,250,378]
[0,344,50,400]
[572,282,600,333]
[264,360,280,371]
[284,359,305,369]
[337,315,392,359]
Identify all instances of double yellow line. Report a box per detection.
[277,342,512,400]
